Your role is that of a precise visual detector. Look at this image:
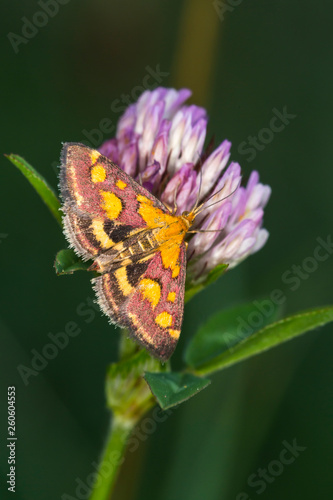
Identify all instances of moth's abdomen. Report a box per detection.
[93,228,159,272]
[131,231,159,254]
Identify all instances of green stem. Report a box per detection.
[89,339,162,499]
[88,415,134,500]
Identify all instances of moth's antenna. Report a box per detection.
[173,186,178,214]
[193,180,240,217]
[188,228,226,234]
[192,168,203,213]
[189,151,204,214]
[138,172,143,186]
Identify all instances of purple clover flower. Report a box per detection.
[99,87,270,284]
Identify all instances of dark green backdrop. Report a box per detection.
[1,1,332,499]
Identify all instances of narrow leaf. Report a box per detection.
[144,372,211,410]
[193,306,333,377]
[5,153,62,226]
[185,300,282,368]
[54,249,92,275]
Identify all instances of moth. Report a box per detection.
[60,143,202,361]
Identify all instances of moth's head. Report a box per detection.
[181,210,195,227]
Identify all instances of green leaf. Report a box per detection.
[193,306,333,377]
[54,249,92,275]
[185,300,282,368]
[144,372,211,410]
[185,263,228,303]
[5,153,62,226]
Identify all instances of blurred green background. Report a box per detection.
[1,1,333,499]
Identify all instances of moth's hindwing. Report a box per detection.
[92,244,186,361]
[60,142,187,360]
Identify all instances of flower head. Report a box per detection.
[100,87,270,285]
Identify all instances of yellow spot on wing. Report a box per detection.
[139,279,161,309]
[100,191,122,219]
[137,195,151,204]
[172,265,180,278]
[116,179,127,189]
[91,165,106,183]
[91,150,101,164]
[167,292,176,302]
[114,267,133,296]
[169,329,180,339]
[155,311,172,328]
[91,219,114,249]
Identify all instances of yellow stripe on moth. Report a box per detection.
[169,329,180,339]
[114,267,133,296]
[116,179,127,189]
[155,311,173,328]
[71,212,98,255]
[90,150,101,164]
[68,164,84,206]
[128,313,155,346]
[167,292,176,303]
[139,279,161,309]
[137,195,186,278]
[100,191,122,219]
[91,219,114,249]
[102,275,119,313]
[91,165,106,183]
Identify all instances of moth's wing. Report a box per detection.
[61,142,186,360]
[92,243,187,361]
[59,142,168,260]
